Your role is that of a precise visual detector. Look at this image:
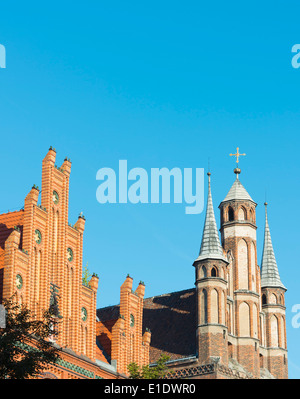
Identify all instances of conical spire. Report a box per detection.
[222,170,255,203]
[195,173,227,263]
[261,203,286,290]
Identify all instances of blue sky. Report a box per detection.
[1,1,300,378]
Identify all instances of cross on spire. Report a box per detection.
[230,147,246,167]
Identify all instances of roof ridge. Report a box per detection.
[143,287,195,301]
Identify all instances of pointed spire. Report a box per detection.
[194,173,227,263]
[222,172,255,203]
[261,203,286,290]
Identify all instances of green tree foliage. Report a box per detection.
[0,296,61,379]
[127,354,170,379]
[82,263,91,286]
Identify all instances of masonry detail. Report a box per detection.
[0,148,150,379]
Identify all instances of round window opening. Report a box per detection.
[130,314,135,327]
[81,307,87,322]
[67,248,73,262]
[16,274,23,290]
[35,229,42,244]
[53,191,59,204]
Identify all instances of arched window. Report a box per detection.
[270,315,279,347]
[228,342,233,358]
[69,267,73,317]
[262,294,267,305]
[53,209,58,254]
[228,207,234,221]
[239,302,250,337]
[250,242,257,292]
[211,267,218,277]
[270,293,277,304]
[36,250,41,302]
[200,265,207,278]
[281,316,286,349]
[221,291,226,325]
[260,354,264,368]
[226,308,230,333]
[85,327,88,355]
[260,315,264,346]
[238,239,248,289]
[200,289,208,324]
[253,304,258,338]
[238,207,246,221]
[211,289,219,324]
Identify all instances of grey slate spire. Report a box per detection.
[261,203,286,290]
[194,173,227,263]
[222,169,255,203]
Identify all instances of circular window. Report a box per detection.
[16,274,23,290]
[34,229,42,244]
[81,307,87,322]
[130,314,135,327]
[53,191,59,204]
[67,248,73,262]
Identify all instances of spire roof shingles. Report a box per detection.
[222,176,254,203]
[261,203,286,290]
[194,173,227,263]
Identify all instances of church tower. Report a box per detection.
[260,203,288,379]
[219,163,260,377]
[193,172,229,365]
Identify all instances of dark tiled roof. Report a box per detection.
[143,288,196,363]
[97,305,120,323]
[96,287,197,365]
[96,307,120,361]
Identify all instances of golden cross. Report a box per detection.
[230,147,246,166]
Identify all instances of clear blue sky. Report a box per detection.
[0,1,300,378]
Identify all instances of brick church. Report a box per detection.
[0,147,288,379]
[0,147,151,379]
[100,150,288,379]
[143,159,288,379]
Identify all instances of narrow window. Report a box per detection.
[228,207,234,221]
[200,265,207,278]
[200,289,208,324]
[238,207,246,221]
[211,267,218,277]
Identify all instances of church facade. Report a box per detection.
[139,164,288,379]
[0,147,151,379]
[0,147,288,379]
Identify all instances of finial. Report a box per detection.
[264,202,268,215]
[234,167,241,179]
[264,202,269,220]
[78,212,86,220]
[207,171,211,187]
[230,147,246,176]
